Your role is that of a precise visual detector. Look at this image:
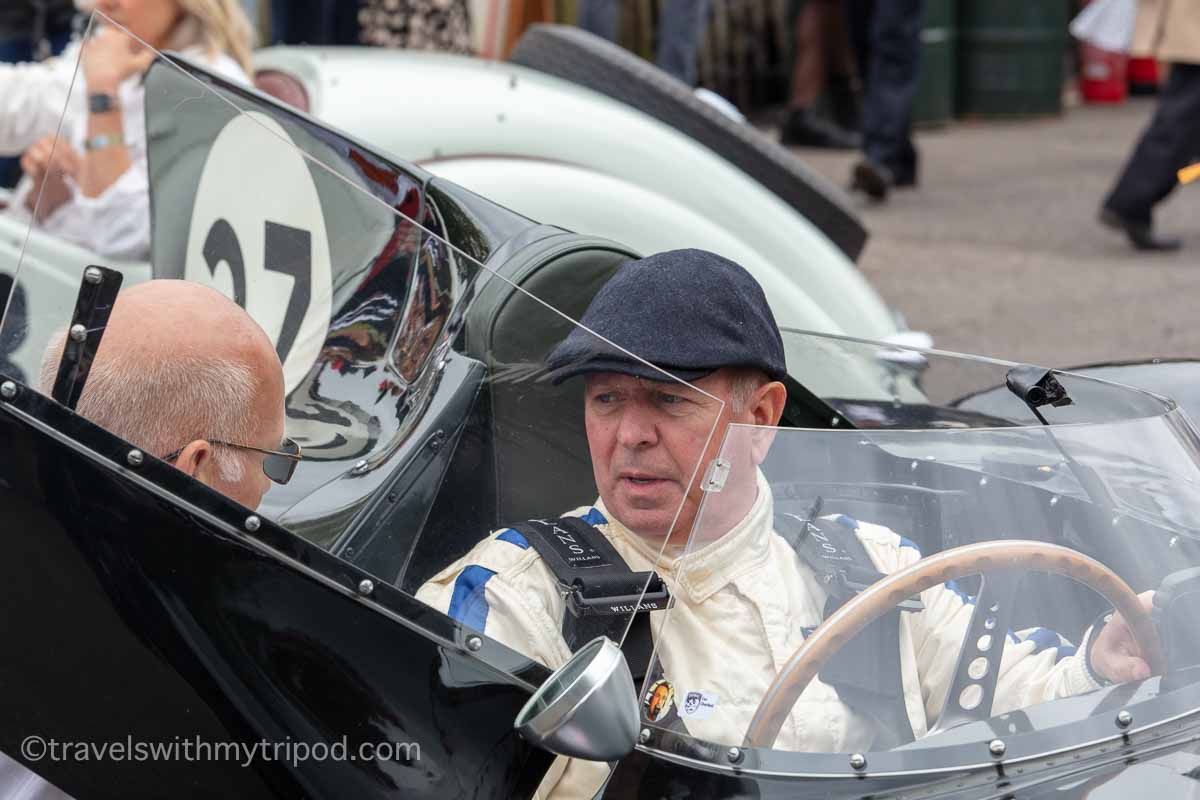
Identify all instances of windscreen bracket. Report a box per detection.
[51,265,123,410]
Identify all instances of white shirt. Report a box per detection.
[0,41,247,260]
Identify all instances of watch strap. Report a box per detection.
[88,93,119,114]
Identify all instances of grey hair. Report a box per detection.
[729,368,771,413]
[39,331,258,483]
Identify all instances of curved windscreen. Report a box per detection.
[636,329,1200,770]
[0,12,722,738]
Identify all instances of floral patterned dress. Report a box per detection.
[358,0,472,54]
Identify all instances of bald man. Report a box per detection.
[3,280,286,800]
[39,279,288,510]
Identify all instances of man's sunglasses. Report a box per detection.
[162,437,302,485]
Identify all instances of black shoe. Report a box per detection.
[850,159,893,201]
[1099,207,1182,251]
[780,108,861,150]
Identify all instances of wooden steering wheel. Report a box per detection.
[743,540,1165,749]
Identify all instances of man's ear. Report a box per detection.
[749,381,787,464]
[752,381,788,427]
[172,440,213,481]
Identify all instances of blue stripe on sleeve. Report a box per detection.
[447,565,496,632]
[496,528,529,549]
[898,536,921,554]
[944,578,975,605]
[581,507,607,526]
[835,514,859,530]
[1023,627,1066,655]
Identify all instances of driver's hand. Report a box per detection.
[1091,591,1155,683]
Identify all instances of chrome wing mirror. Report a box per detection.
[514,637,638,761]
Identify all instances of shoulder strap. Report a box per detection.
[776,510,917,746]
[507,516,669,684]
[776,512,923,611]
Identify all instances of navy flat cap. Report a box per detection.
[547,249,788,384]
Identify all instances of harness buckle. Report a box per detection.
[565,573,672,617]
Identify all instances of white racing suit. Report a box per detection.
[417,473,1103,798]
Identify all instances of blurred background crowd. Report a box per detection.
[1,0,1196,250]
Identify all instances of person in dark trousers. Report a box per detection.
[1100,1,1200,252]
[0,0,76,189]
[577,0,712,86]
[779,0,861,150]
[844,0,923,202]
[269,0,361,46]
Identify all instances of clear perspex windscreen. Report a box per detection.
[0,13,723,693]
[639,329,1200,770]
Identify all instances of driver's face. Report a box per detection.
[584,371,732,543]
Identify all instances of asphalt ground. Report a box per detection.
[782,97,1200,370]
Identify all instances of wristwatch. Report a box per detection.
[84,133,125,152]
[88,93,120,114]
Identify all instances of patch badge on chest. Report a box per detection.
[642,679,675,723]
[679,690,718,720]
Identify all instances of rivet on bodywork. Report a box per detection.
[84,267,103,284]
[1116,710,1133,728]
[727,747,743,764]
[989,739,1006,757]
[466,635,482,652]
[69,324,87,342]
[849,752,867,770]
[245,515,261,532]
[352,460,369,475]
[0,381,16,400]
[638,728,652,745]
[358,578,375,596]
[126,449,144,467]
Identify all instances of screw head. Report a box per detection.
[1116,710,1133,728]
[69,324,87,343]
[849,752,867,770]
[466,635,483,652]
[83,267,103,284]
[727,746,743,764]
[352,459,369,475]
[357,578,375,596]
[244,515,261,532]
[126,449,144,467]
[0,381,16,400]
[989,739,1006,757]
[638,728,652,745]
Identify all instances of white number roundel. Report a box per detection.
[184,112,332,393]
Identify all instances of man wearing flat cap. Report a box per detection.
[417,249,1155,798]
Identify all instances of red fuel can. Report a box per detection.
[1079,41,1128,103]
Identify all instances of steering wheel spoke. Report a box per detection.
[929,569,1022,733]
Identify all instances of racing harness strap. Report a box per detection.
[505,517,669,684]
[775,511,919,747]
